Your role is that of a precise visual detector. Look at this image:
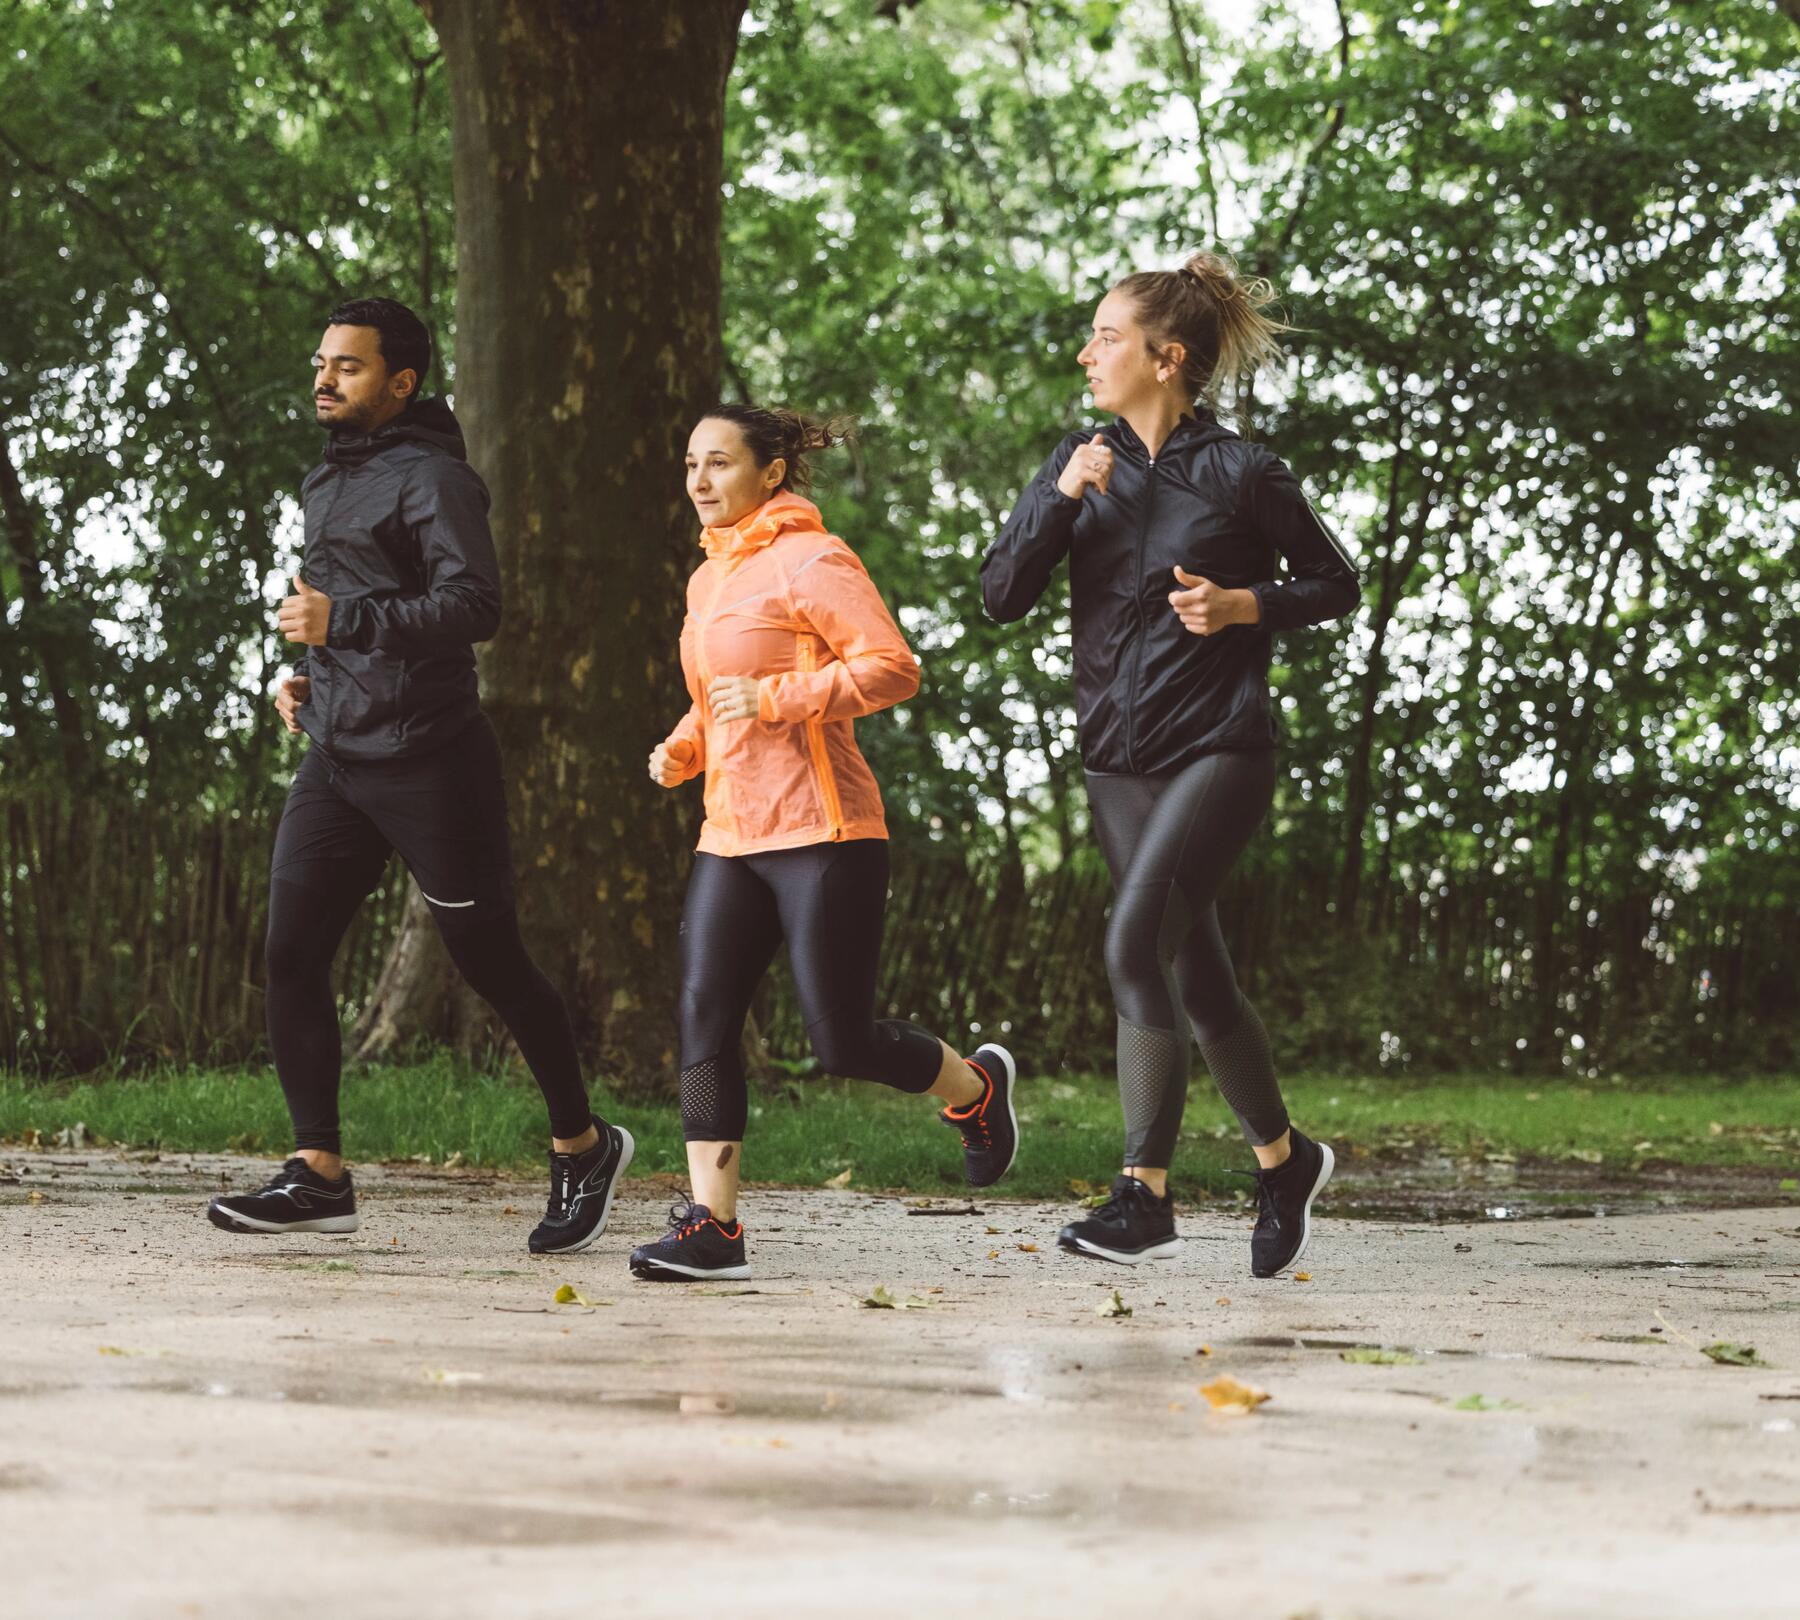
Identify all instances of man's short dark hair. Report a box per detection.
[326,297,432,390]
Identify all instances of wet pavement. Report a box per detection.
[3,1150,1798,1618]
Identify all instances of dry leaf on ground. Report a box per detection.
[860,1286,930,1310]
[1704,1342,1771,1368]
[1450,1393,1522,1411]
[1198,1375,1270,1413]
[553,1284,611,1307]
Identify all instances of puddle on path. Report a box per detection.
[1532,1255,1778,1272]
[1223,1334,1647,1367]
[1325,1160,1797,1223]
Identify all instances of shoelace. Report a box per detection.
[1247,1170,1282,1230]
[1090,1180,1155,1225]
[952,1077,992,1144]
[663,1195,713,1242]
[259,1157,312,1194]
[542,1159,577,1220]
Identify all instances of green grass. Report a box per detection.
[1,1060,1795,1201]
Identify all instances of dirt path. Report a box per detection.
[4,1150,1798,1619]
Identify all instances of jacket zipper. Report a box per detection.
[312,465,352,751]
[797,638,846,840]
[696,563,737,838]
[1124,454,1158,774]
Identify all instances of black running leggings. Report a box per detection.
[1085,749,1287,1165]
[264,718,592,1152]
[678,838,943,1141]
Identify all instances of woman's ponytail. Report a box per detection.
[701,402,854,494]
[1115,250,1292,415]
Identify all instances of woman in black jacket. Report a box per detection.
[983,253,1359,1277]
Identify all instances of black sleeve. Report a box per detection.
[326,456,503,655]
[1238,448,1360,632]
[980,431,1088,623]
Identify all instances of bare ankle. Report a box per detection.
[1122,1166,1168,1198]
[296,1149,345,1182]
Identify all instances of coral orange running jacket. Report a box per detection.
[659,492,920,856]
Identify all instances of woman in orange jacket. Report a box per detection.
[628,404,1019,1282]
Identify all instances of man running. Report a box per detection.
[207,297,630,1254]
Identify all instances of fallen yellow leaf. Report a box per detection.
[1293,1272,1312,1283]
[1198,1375,1270,1414]
[1017,1243,1039,1253]
[553,1284,611,1307]
[825,1167,853,1189]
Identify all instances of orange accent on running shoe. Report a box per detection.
[944,1062,994,1119]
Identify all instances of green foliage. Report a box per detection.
[2,0,1795,1072]
[2,1062,1794,1193]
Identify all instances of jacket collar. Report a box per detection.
[1109,405,1226,459]
[323,396,467,468]
[699,491,825,562]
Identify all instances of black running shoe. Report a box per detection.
[1057,1174,1179,1265]
[940,1043,1019,1188]
[629,1197,750,1281]
[207,1158,360,1234]
[529,1121,635,1256]
[1250,1128,1335,1278]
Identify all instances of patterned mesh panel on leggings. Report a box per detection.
[1118,1017,1189,1167]
[1197,998,1289,1147]
[680,1057,739,1141]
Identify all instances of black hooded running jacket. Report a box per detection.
[981,409,1360,775]
[293,396,501,760]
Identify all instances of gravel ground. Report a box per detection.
[3,1149,1798,1619]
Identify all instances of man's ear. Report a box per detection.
[392,367,418,401]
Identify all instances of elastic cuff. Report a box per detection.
[550,1107,598,1140]
[1236,1110,1291,1149]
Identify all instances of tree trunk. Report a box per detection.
[355,0,744,1088]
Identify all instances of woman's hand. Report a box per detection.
[707,674,763,723]
[276,574,332,646]
[1168,567,1261,636]
[1055,434,1113,501]
[274,674,310,734]
[648,742,689,787]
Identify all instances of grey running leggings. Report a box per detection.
[1085,750,1287,1165]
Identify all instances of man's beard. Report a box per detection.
[316,395,386,435]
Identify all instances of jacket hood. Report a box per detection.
[325,395,467,465]
[699,491,824,563]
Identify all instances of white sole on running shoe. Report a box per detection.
[974,1042,1019,1183]
[1061,1234,1182,1266]
[536,1125,636,1256]
[207,1207,360,1234]
[630,1260,752,1281]
[1276,1140,1336,1275]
